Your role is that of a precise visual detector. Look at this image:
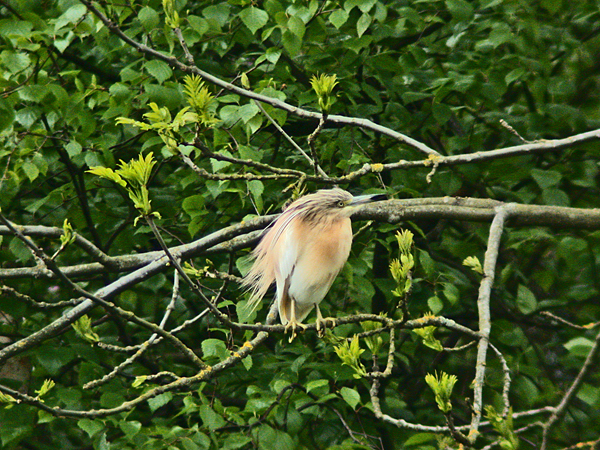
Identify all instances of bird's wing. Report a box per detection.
[274,219,301,325]
[242,208,301,312]
[277,273,293,324]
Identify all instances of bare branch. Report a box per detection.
[489,344,512,417]
[470,205,511,439]
[252,100,328,178]
[4,197,600,281]
[0,214,267,364]
[541,328,600,450]
[83,269,182,390]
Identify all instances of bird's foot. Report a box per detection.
[285,319,307,342]
[315,316,337,338]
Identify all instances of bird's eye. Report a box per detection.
[337,200,345,208]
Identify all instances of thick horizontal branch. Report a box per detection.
[0,217,272,279]
[0,217,268,364]
[3,197,600,280]
[354,197,600,230]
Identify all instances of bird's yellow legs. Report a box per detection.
[284,300,307,342]
[284,301,337,342]
[315,304,337,338]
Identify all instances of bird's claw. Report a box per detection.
[316,317,337,338]
[285,320,307,342]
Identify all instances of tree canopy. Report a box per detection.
[1,0,600,449]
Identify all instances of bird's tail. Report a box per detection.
[240,251,274,316]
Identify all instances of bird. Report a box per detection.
[242,188,386,340]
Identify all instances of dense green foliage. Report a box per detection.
[1,0,600,449]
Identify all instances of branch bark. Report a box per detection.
[469,206,510,439]
[3,198,600,280]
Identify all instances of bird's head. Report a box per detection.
[294,188,386,221]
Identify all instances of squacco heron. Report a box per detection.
[243,188,385,339]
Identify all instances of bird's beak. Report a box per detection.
[349,193,387,205]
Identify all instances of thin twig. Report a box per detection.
[189,138,307,177]
[367,328,395,379]
[0,211,206,370]
[84,269,182,389]
[539,311,600,330]
[0,285,81,309]
[306,114,327,176]
[541,327,600,450]
[489,343,512,417]
[253,100,329,177]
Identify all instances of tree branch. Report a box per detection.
[469,205,511,439]
[4,198,600,281]
[541,327,600,450]
[78,0,440,158]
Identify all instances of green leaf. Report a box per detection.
[188,15,209,36]
[505,68,526,85]
[182,194,206,218]
[0,98,16,132]
[443,283,460,305]
[242,355,252,371]
[340,387,361,409]
[222,433,252,450]
[35,379,55,398]
[145,60,173,84]
[257,425,295,450]
[238,145,263,161]
[264,47,281,64]
[356,13,371,38]
[148,392,173,412]
[413,326,443,351]
[282,29,302,57]
[564,337,594,358]
[531,169,562,189]
[54,4,87,31]
[542,188,570,207]
[239,6,269,35]
[77,419,105,438]
[516,284,537,315]
[445,0,474,21]
[345,0,375,13]
[21,161,39,182]
[329,9,349,28]
[119,421,142,438]
[463,255,483,274]
[201,338,230,362]
[403,433,437,447]
[287,15,305,39]
[36,345,75,375]
[0,20,33,38]
[65,141,82,157]
[306,379,329,394]
[238,103,260,123]
[138,6,160,31]
[203,3,231,27]
[198,404,226,430]
[0,408,35,446]
[211,156,231,173]
[427,296,443,314]
[248,179,264,212]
